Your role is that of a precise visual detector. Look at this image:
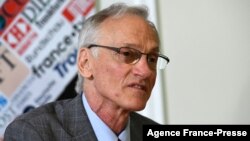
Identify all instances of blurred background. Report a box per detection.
[1,1,250,138]
[99,0,250,124]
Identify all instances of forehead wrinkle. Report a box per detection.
[97,14,159,52]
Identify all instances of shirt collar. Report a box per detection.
[82,94,130,141]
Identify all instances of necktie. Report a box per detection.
[117,138,121,141]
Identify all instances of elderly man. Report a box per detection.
[4,3,169,141]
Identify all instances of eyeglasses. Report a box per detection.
[87,44,170,70]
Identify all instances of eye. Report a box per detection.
[119,47,140,63]
[121,50,133,57]
[148,55,158,63]
[120,48,138,57]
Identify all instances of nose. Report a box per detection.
[132,55,154,78]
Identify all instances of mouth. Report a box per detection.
[128,83,147,92]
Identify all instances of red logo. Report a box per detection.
[3,17,37,55]
[3,18,30,49]
[0,0,29,35]
[62,0,95,22]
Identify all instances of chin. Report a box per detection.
[126,102,147,111]
[121,94,150,111]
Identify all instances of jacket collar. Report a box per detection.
[59,94,142,141]
[58,94,98,140]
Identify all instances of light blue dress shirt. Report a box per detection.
[82,94,130,141]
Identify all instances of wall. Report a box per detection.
[159,0,250,124]
[98,0,250,124]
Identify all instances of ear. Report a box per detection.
[77,48,93,78]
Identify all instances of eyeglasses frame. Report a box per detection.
[87,44,170,69]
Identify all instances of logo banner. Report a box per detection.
[0,0,95,137]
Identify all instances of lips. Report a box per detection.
[128,82,147,92]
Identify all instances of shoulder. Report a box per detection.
[4,94,94,140]
[6,94,82,131]
[15,97,74,122]
[4,97,76,140]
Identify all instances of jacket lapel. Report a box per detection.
[59,94,98,141]
[130,113,142,141]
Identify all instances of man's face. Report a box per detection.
[87,15,158,111]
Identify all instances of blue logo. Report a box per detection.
[0,93,8,112]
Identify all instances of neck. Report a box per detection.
[84,86,130,134]
[95,103,130,134]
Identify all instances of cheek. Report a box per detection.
[93,60,129,89]
[105,64,130,85]
[151,73,157,85]
[148,73,157,92]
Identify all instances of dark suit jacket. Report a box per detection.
[4,94,158,141]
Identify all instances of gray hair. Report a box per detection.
[75,3,159,94]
